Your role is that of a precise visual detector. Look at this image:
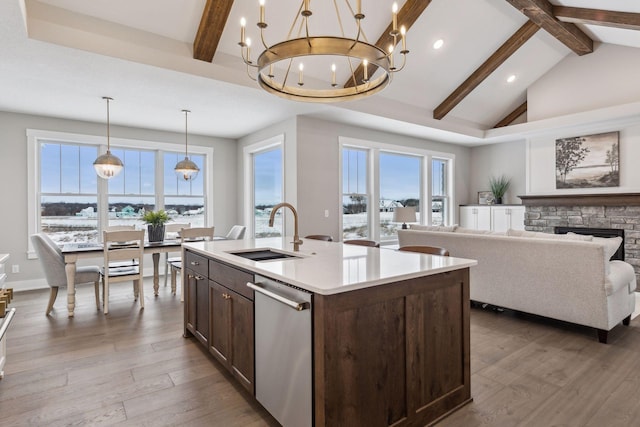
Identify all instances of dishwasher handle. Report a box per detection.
[247,282,310,311]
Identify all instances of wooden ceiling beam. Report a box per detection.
[344,0,432,89]
[553,6,640,31]
[193,0,235,62]
[504,0,593,56]
[494,101,527,128]
[433,21,538,121]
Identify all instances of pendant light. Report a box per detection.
[93,96,123,179]
[174,109,200,181]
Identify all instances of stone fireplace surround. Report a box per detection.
[519,193,640,280]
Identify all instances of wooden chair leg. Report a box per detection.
[103,277,109,315]
[136,279,144,310]
[164,253,169,287]
[133,281,139,300]
[46,287,59,315]
[94,281,100,311]
[170,266,177,295]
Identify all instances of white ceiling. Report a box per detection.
[1,0,639,145]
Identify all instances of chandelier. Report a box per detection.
[239,0,408,103]
[174,109,200,181]
[93,96,123,179]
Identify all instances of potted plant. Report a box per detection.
[489,175,511,204]
[142,209,170,242]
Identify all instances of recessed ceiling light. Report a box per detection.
[433,39,444,50]
[507,74,517,83]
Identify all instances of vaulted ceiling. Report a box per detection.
[1,0,640,145]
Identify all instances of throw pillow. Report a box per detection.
[592,236,622,276]
[506,229,538,238]
[566,232,594,242]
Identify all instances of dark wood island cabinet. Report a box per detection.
[183,239,475,427]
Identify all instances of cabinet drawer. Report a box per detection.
[209,260,254,300]
[185,251,208,277]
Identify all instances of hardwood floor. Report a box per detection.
[2,281,640,426]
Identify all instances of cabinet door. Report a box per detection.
[185,270,198,336]
[490,206,510,232]
[476,206,491,230]
[509,206,526,230]
[195,274,209,346]
[459,207,476,229]
[230,292,254,394]
[209,281,230,366]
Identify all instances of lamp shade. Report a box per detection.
[174,157,200,181]
[93,150,123,179]
[393,206,417,224]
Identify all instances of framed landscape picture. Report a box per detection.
[555,131,619,189]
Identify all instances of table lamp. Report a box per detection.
[393,207,417,229]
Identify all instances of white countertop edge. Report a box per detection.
[184,239,477,296]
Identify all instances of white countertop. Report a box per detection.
[184,237,477,295]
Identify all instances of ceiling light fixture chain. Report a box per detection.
[239,0,409,103]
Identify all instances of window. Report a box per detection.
[29,129,213,251]
[431,158,448,226]
[379,152,421,239]
[342,148,369,239]
[39,141,99,243]
[340,137,454,242]
[253,147,283,238]
[164,152,205,228]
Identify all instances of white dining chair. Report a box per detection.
[163,223,191,287]
[31,233,101,315]
[225,225,246,240]
[101,230,145,314]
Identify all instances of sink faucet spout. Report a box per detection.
[268,202,303,251]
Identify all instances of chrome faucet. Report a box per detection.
[268,202,303,251]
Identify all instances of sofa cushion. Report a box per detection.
[455,227,506,236]
[565,232,595,242]
[507,229,594,241]
[592,236,623,275]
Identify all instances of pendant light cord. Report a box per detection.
[182,109,190,157]
[103,96,113,152]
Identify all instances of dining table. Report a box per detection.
[61,239,183,317]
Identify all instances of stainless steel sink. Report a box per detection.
[228,249,300,262]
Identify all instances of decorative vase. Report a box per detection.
[147,224,165,242]
[495,197,503,204]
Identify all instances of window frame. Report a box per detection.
[27,129,214,258]
[243,135,285,239]
[338,136,455,243]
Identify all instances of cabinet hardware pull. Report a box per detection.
[247,282,310,311]
[190,261,199,266]
[195,275,204,280]
[222,293,231,300]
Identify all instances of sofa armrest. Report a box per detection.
[606,260,637,295]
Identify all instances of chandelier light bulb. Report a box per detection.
[240,17,246,45]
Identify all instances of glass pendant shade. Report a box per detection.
[94,150,124,179]
[175,157,199,181]
[94,96,123,179]
[175,109,200,181]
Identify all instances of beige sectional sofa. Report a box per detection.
[397,226,637,343]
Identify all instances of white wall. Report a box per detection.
[528,43,640,122]
[527,123,640,194]
[469,140,526,205]
[238,116,471,240]
[0,111,237,288]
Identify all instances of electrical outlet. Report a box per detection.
[324,210,329,218]
[11,264,19,274]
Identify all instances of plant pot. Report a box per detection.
[495,197,503,204]
[147,224,165,242]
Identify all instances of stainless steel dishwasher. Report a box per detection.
[247,276,312,427]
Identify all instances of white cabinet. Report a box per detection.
[490,206,525,232]
[459,206,491,230]
[459,205,525,231]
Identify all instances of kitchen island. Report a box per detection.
[182,237,477,427]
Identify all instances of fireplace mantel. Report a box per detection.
[518,193,640,207]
